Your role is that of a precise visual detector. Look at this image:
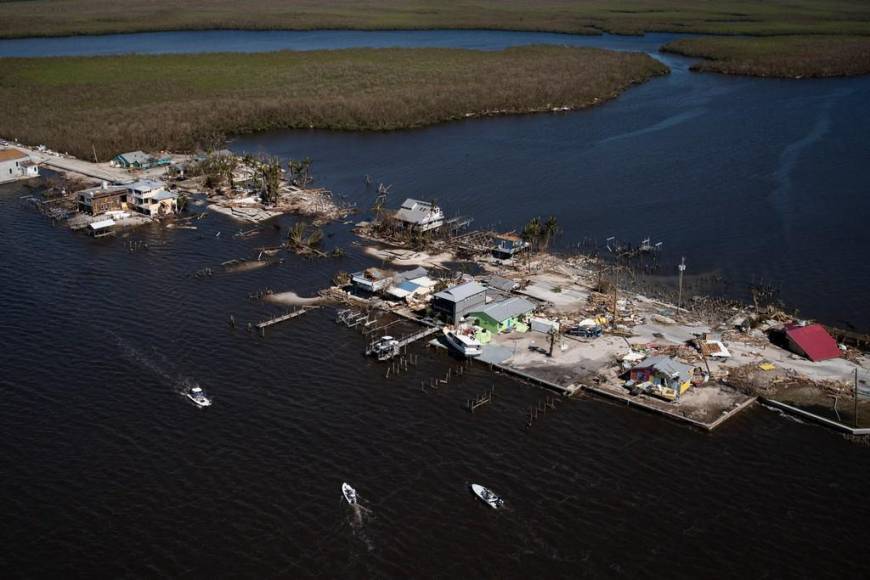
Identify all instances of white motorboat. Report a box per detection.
[443,328,482,357]
[470,483,503,510]
[186,385,211,407]
[342,482,358,505]
[370,335,400,361]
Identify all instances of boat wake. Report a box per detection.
[112,332,201,398]
[348,503,374,552]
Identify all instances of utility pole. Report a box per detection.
[677,257,687,310]
[612,264,619,327]
[855,368,860,428]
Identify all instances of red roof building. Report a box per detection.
[785,324,840,362]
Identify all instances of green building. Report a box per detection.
[469,297,536,334]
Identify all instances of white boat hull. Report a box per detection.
[444,330,482,358]
[342,482,358,505]
[470,483,503,509]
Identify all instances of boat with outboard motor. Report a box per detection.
[470,483,503,509]
[342,482,358,505]
[186,385,211,407]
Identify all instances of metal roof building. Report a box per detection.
[394,198,445,231]
[474,297,536,324]
[785,324,840,362]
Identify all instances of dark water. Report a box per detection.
[0,29,681,57]
[2,178,870,579]
[3,30,870,577]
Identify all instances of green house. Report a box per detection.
[469,297,536,334]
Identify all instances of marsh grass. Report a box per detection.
[662,36,870,77]
[1,0,870,38]
[0,46,668,158]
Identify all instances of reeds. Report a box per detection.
[662,36,870,78]
[0,46,668,158]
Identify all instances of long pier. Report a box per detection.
[256,305,319,329]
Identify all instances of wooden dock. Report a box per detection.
[366,326,441,359]
[256,306,319,329]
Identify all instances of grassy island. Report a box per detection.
[0,46,668,158]
[662,36,870,78]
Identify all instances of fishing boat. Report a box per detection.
[186,385,211,407]
[470,483,503,509]
[443,327,482,358]
[370,335,400,361]
[342,482,358,506]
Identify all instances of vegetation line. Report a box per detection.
[2,0,870,39]
[662,35,870,78]
[0,46,668,158]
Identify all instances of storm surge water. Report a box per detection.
[1,29,870,578]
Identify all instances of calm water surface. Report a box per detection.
[1,30,869,578]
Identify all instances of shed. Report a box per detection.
[785,324,840,362]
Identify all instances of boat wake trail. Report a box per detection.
[349,503,375,552]
[111,331,199,396]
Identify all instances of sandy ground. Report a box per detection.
[265,291,325,306]
[363,246,454,269]
[208,204,282,223]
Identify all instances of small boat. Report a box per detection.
[186,385,211,407]
[342,482,358,506]
[370,335,400,361]
[444,328,482,357]
[470,483,503,509]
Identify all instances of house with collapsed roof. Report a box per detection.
[785,323,841,362]
[385,267,438,302]
[127,180,178,217]
[393,198,444,232]
[626,355,697,401]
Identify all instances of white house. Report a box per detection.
[394,198,445,232]
[127,180,178,217]
[0,148,39,183]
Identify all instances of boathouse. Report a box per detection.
[469,297,536,334]
[432,281,486,323]
[0,148,39,183]
[394,198,445,232]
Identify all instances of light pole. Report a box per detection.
[677,257,686,310]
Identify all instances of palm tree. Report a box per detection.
[522,216,542,251]
[542,215,559,250]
